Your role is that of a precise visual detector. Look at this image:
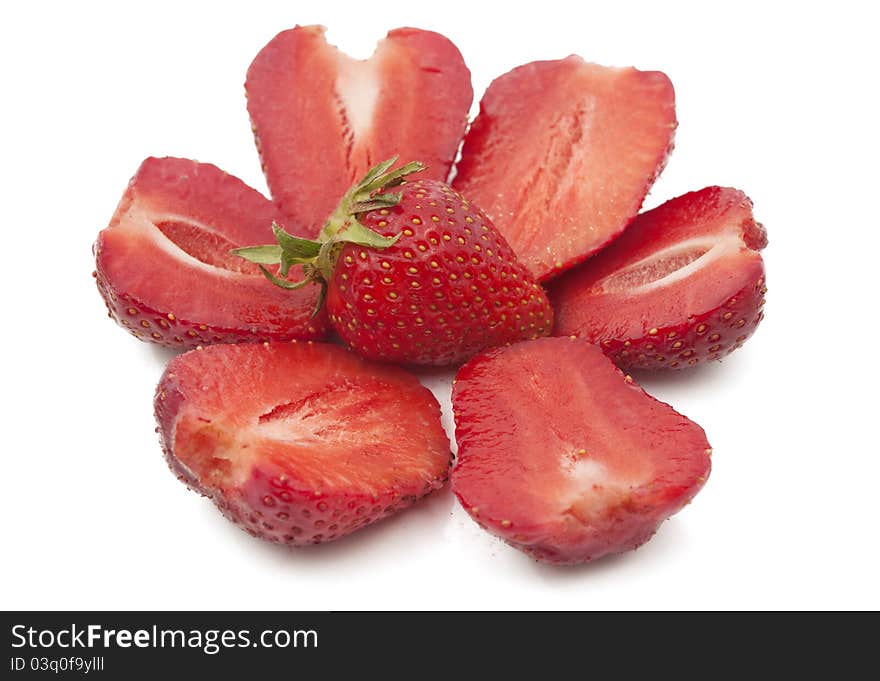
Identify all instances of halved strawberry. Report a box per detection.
[155,341,452,546]
[451,337,711,565]
[94,157,328,348]
[246,25,473,235]
[453,56,676,281]
[550,187,767,370]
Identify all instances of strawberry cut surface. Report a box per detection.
[453,56,676,281]
[155,341,452,546]
[94,157,328,348]
[550,186,767,370]
[451,337,712,565]
[246,25,473,235]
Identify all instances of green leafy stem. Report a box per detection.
[232,156,425,316]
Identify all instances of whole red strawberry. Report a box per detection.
[235,158,553,365]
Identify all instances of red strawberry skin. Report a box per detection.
[451,337,711,565]
[94,157,328,349]
[155,341,452,546]
[326,178,553,366]
[246,25,473,235]
[550,187,767,370]
[453,56,675,282]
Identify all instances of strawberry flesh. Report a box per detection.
[451,337,711,564]
[94,157,328,348]
[246,25,473,235]
[453,56,676,281]
[155,341,452,545]
[550,186,767,370]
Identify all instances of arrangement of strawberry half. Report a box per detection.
[454,56,676,282]
[92,22,770,565]
[234,157,553,366]
[247,25,473,236]
[550,187,767,369]
[94,157,328,348]
[452,337,712,564]
[156,342,451,545]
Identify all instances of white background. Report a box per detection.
[2,1,877,610]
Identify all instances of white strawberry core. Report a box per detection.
[597,234,744,294]
[124,205,251,279]
[335,58,380,139]
[557,447,648,522]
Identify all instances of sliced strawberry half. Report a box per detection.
[550,186,768,370]
[451,337,711,565]
[155,341,452,546]
[94,157,328,348]
[246,25,473,235]
[453,56,676,281]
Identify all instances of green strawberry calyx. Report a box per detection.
[232,156,425,315]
